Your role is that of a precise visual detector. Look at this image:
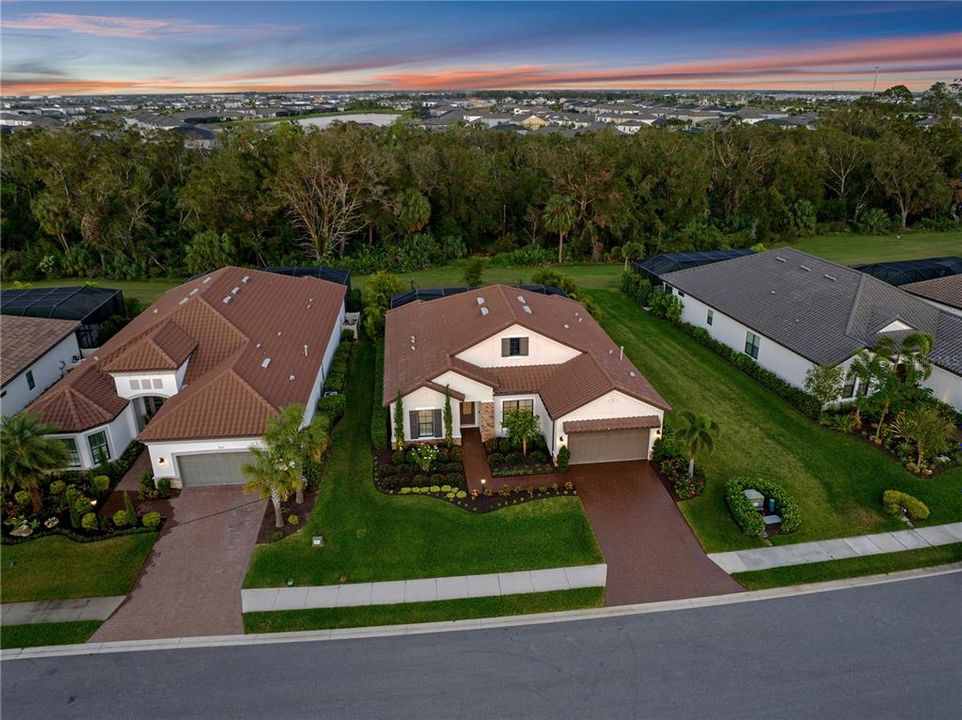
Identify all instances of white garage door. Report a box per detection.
[177,452,254,486]
[567,428,650,465]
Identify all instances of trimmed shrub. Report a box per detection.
[81,512,99,531]
[142,511,162,529]
[113,509,133,528]
[725,476,801,536]
[156,478,172,497]
[371,339,389,451]
[499,438,513,453]
[91,475,111,494]
[487,452,504,465]
[49,480,66,496]
[287,514,300,526]
[505,452,523,464]
[557,446,570,472]
[882,490,930,521]
[529,450,547,463]
[13,490,30,510]
[317,393,346,423]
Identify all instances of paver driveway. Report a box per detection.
[571,461,743,606]
[92,486,266,641]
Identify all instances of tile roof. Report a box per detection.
[27,267,346,439]
[563,415,662,433]
[384,285,669,418]
[662,248,962,376]
[901,275,962,311]
[1,315,79,387]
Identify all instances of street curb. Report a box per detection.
[3,562,960,661]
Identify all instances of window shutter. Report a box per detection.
[520,337,529,355]
[433,409,443,438]
[501,338,510,357]
[408,411,418,440]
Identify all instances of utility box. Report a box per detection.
[743,488,764,511]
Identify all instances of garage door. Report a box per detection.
[567,428,649,465]
[177,452,254,486]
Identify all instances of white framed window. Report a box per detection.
[26,370,35,390]
[707,310,714,326]
[87,430,111,464]
[842,373,857,399]
[130,379,141,390]
[152,378,163,389]
[502,399,534,417]
[501,337,529,357]
[58,438,81,467]
[744,331,760,360]
[417,410,436,438]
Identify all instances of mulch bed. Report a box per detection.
[654,467,707,503]
[255,485,319,544]
[839,426,959,478]
[381,484,578,513]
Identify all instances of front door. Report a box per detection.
[460,401,476,427]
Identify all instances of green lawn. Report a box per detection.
[354,261,622,295]
[588,289,962,552]
[735,543,962,590]
[0,621,102,649]
[0,533,156,603]
[244,337,602,588]
[244,587,604,634]
[784,230,962,265]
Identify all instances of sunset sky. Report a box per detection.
[2,1,960,96]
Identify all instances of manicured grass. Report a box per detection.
[354,261,622,295]
[0,621,102,649]
[735,543,962,590]
[784,230,962,265]
[243,587,604,633]
[0,278,180,306]
[244,337,602,588]
[588,289,962,552]
[0,533,156,603]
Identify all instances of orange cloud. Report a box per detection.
[1,12,297,39]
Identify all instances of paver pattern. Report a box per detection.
[91,486,265,641]
[572,461,743,606]
[709,523,962,573]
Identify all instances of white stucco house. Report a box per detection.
[27,267,347,486]
[383,285,671,465]
[660,248,962,411]
[0,315,82,418]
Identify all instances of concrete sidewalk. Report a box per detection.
[709,522,962,574]
[0,596,125,626]
[242,564,607,613]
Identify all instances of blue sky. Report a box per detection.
[2,2,959,95]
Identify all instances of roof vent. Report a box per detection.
[480,306,490,316]
[179,297,189,305]
[476,297,486,306]
[256,343,261,349]
[775,256,787,263]
[202,276,212,284]
[824,274,837,281]
[522,305,532,314]
[410,335,416,344]
[277,330,282,336]
[152,308,159,314]
[222,296,232,304]
[770,290,776,295]
[289,375,295,381]
[189,288,199,295]
[516,294,526,303]
[303,345,308,357]
[241,275,250,283]
[564,323,570,329]
[800,265,811,272]
[629,371,636,377]
[261,358,271,368]
[231,286,240,295]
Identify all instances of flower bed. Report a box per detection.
[484,435,558,477]
[374,445,467,493]
[651,429,704,500]
[384,479,578,513]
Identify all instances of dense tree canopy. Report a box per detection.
[2,90,959,281]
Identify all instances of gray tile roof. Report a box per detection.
[662,248,962,375]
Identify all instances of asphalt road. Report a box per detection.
[3,573,960,720]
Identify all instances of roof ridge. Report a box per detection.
[226,366,278,416]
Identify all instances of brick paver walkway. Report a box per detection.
[709,523,962,574]
[573,461,743,606]
[91,486,265,641]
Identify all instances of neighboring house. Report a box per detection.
[0,316,81,418]
[901,276,962,317]
[661,248,962,411]
[383,285,670,465]
[26,267,347,485]
[0,286,125,350]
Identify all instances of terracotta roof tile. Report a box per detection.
[1,316,79,387]
[384,284,669,417]
[27,267,346,441]
[563,415,662,433]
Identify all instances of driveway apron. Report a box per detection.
[571,461,743,606]
[92,486,266,641]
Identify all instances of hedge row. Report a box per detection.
[323,340,353,394]
[371,339,389,452]
[724,476,801,536]
[882,490,930,521]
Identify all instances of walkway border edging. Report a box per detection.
[708,522,962,573]
[3,563,958,661]
[241,564,608,612]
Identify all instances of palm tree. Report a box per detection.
[620,241,645,272]
[264,404,330,504]
[673,411,720,479]
[542,195,575,264]
[848,350,887,426]
[896,332,934,385]
[1,412,68,514]
[502,409,541,457]
[242,446,293,528]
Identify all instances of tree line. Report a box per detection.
[2,90,960,281]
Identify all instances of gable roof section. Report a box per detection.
[27,267,346,440]
[384,285,669,416]
[901,275,962,311]
[662,248,962,374]
[0,315,79,387]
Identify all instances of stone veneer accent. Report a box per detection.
[479,402,496,442]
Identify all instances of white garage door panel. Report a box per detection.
[567,428,649,465]
[178,452,253,486]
